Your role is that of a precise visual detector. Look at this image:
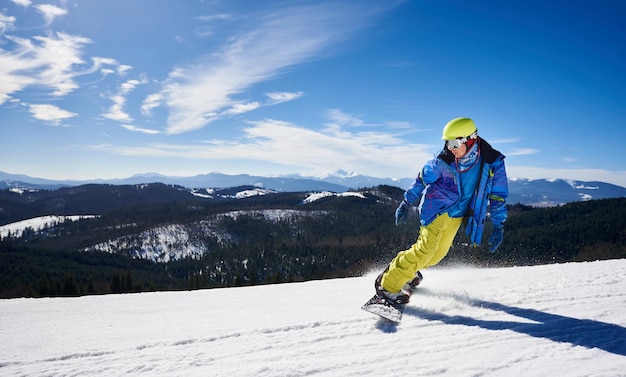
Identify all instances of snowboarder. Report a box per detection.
[374,117,509,306]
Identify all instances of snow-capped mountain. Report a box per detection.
[506,178,626,206]
[2,259,625,376]
[1,170,625,206]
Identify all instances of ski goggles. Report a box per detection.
[446,132,477,150]
[446,137,468,150]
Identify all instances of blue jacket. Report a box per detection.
[403,138,508,246]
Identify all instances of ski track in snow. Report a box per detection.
[1,260,625,376]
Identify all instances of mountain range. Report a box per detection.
[1,170,625,207]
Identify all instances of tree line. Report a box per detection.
[1,186,624,298]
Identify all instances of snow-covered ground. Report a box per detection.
[83,209,331,262]
[301,191,366,204]
[0,215,98,239]
[1,259,625,376]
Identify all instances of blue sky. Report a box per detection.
[1,0,625,187]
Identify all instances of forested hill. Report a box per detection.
[0,184,624,298]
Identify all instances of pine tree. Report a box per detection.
[110,272,122,293]
[63,273,78,296]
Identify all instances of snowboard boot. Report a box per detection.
[401,271,424,295]
[374,272,410,305]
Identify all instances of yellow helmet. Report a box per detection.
[441,117,477,140]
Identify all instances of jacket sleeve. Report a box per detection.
[489,156,508,226]
[403,159,439,205]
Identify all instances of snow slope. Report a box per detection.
[1,260,625,376]
[0,215,98,239]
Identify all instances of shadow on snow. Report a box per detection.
[404,289,626,356]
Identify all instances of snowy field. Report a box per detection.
[0,215,98,239]
[1,259,625,376]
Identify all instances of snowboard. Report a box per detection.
[361,294,406,323]
[361,271,423,323]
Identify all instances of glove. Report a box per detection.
[488,225,504,253]
[395,200,410,225]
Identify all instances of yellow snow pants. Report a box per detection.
[381,213,463,293]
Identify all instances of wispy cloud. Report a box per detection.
[0,31,124,105]
[325,108,364,127]
[10,0,31,8]
[34,4,67,26]
[506,148,539,156]
[325,108,425,134]
[222,101,260,116]
[102,78,147,123]
[491,138,521,144]
[102,94,131,122]
[194,13,232,38]
[266,91,303,104]
[120,124,160,135]
[197,14,232,22]
[217,91,303,117]
[95,115,433,178]
[160,2,394,134]
[0,12,16,35]
[141,93,163,116]
[0,2,130,109]
[386,121,421,130]
[28,103,77,126]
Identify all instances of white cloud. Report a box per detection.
[34,33,91,96]
[491,138,521,144]
[266,91,303,104]
[91,57,120,67]
[10,0,31,7]
[505,148,539,156]
[102,95,131,122]
[220,92,303,116]
[28,103,77,125]
[0,40,34,103]
[325,108,364,127]
[120,125,160,135]
[102,78,148,122]
[222,101,260,115]
[98,117,434,178]
[197,14,232,22]
[386,120,419,130]
[34,4,67,25]
[195,13,232,38]
[0,4,130,105]
[117,65,132,75]
[161,2,392,134]
[0,32,98,103]
[0,12,16,35]
[141,93,163,116]
[90,57,123,78]
[120,79,144,93]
